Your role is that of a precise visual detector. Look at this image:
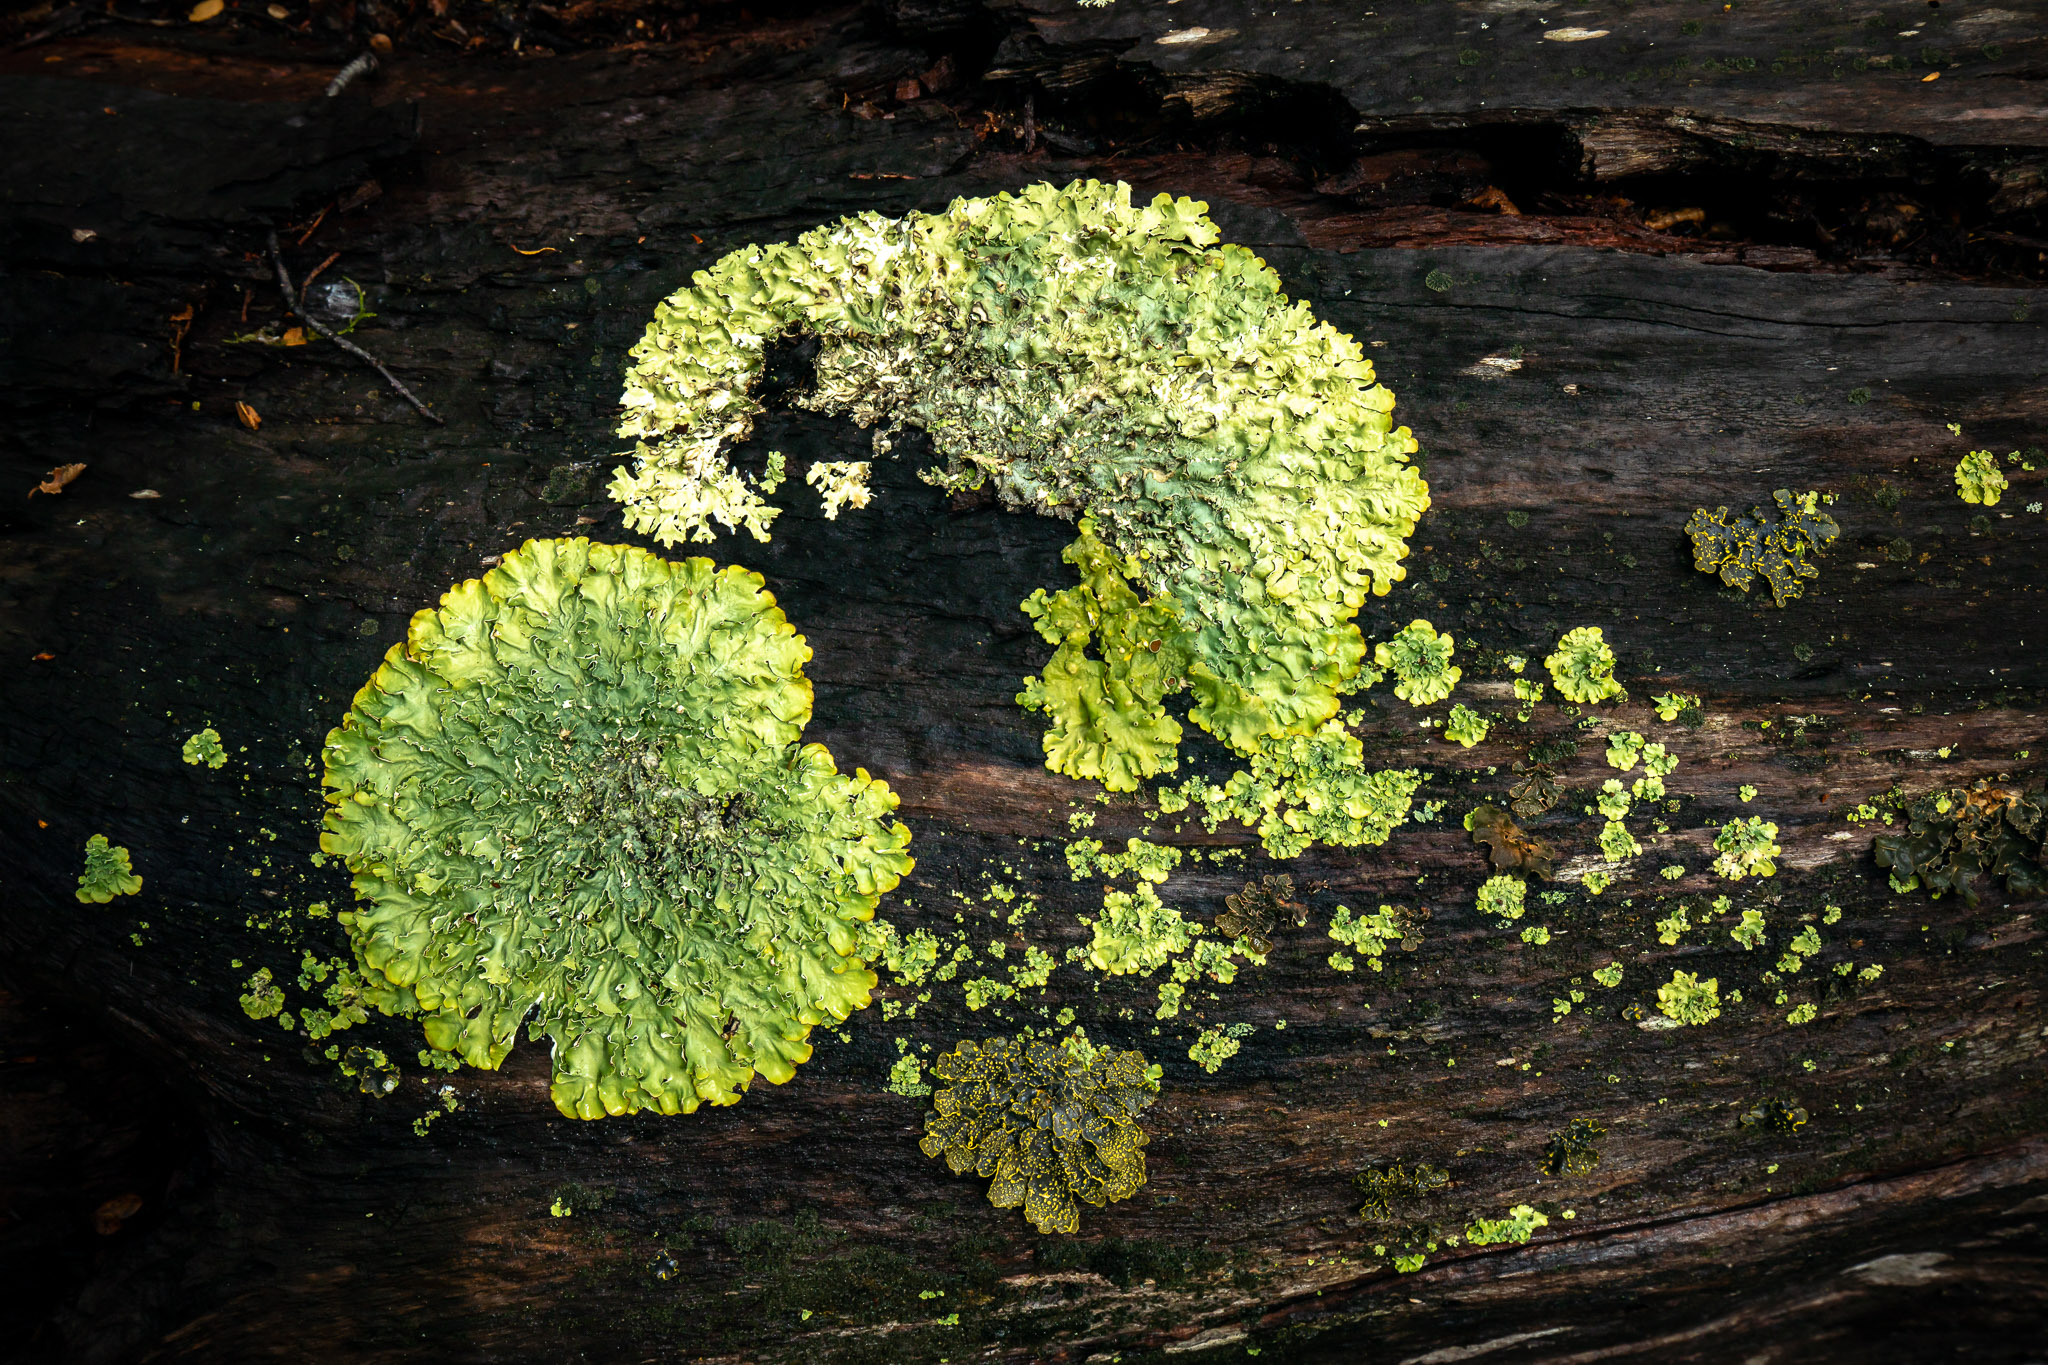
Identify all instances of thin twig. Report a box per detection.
[298,251,342,306]
[325,51,378,98]
[268,230,442,425]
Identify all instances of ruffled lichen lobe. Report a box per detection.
[919,1033,1157,1234]
[319,538,913,1120]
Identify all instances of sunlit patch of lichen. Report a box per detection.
[1544,626,1623,704]
[1713,816,1781,881]
[1374,619,1460,706]
[319,538,913,1120]
[1874,780,2045,903]
[1684,489,1839,607]
[616,180,1427,797]
[920,1032,1157,1234]
[76,834,142,903]
[1444,703,1490,748]
[1656,970,1721,1026]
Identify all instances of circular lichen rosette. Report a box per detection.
[320,537,913,1119]
[919,1033,1157,1234]
[614,180,1429,793]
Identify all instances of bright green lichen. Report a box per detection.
[1600,820,1643,862]
[1641,743,1677,779]
[920,1033,1157,1234]
[1596,780,1632,821]
[1592,962,1623,988]
[1070,836,1182,885]
[1177,726,1421,859]
[1374,619,1460,706]
[886,1053,931,1097]
[615,180,1428,796]
[239,967,284,1020]
[1466,1204,1548,1246]
[1713,816,1781,881]
[1444,703,1490,748]
[1544,626,1623,704]
[1582,869,1612,895]
[1684,489,1839,606]
[1082,884,1196,975]
[182,727,227,769]
[1955,449,2008,506]
[319,538,914,1120]
[1651,692,1700,723]
[1656,971,1721,1026]
[1785,1002,1817,1025]
[1476,875,1526,925]
[1189,1022,1254,1073]
[77,834,142,903]
[1655,905,1690,945]
[1605,732,1645,771]
[1731,908,1766,948]
[1327,903,1416,970]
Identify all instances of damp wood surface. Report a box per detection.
[1,2,2046,1363]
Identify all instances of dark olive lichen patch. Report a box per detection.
[320,538,913,1119]
[1684,489,1839,607]
[1873,779,2045,904]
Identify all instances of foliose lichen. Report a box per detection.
[1656,970,1721,1026]
[1327,903,1422,971]
[1214,874,1307,956]
[182,727,227,769]
[1476,874,1526,925]
[1355,1161,1449,1219]
[1954,449,2008,506]
[77,834,142,903]
[1713,816,1781,881]
[1544,626,1623,704]
[1684,490,1839,607]
[319,538,914,1119]
[613,180,1429,797]
[920,1033,1157,1234]
[1444,704,1490,748]
[1374,619,1460,706]
[1082,883,1197,974]
[1466,1204,1548,1247]
[1467,803,1555,878]
[1872,780,2045,903]
[1542,1118,1606,1176]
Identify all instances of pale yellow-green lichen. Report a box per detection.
[182,727,227,769]
[1466,1204,1548,1246]
[1374,618,1459,706]
[614,180,1428,801]
[1443,703,1490,747]
[1713,816,1780,881]
[1954,449,2008,506]
[1544,626,1623,704]
[1656,970,1721,1025]
[319,538,913,1120]
[1176,723,1421,859]
[77,834,142,903]
[1081,884,1196,975]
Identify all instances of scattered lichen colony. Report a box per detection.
[319,538,913,1118]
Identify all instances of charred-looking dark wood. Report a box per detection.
[1,1,2046,1362]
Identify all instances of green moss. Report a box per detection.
[319,538,913,1120]
[1656,970,1721,1025]
[921,1033,1156,1234]
[1713,816,1781,881]
[1955,449,2008,506]
[1355,1161,1449,1219]
[1374,619,1460,706]
[181,727,227,769]
[1466,1204,1548,1246]
[615,180,1428,796]
[1444,703,1490,747]
[1684,490,1839,606]
[1544,626,1623,704]
[1476,874,1526,924]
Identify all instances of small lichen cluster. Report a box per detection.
[1953,449,2008,506]
[1713,816,1781,881]
[1355,1161,1449,1219]
[919,1033,1157,1234]
[1213,874,1306,956]
[1326,902,1422,972]
[1544,626,1623,704]
[1684,489,1839,607]
[1873,780,2045,903]
[1466,1204,1549,1247]
[616,180,1429,860]
[76,834,142,903]
[1374,619,1460,706]
[1542,1118,1606,1177]
[1656,970,1721,1026]
[320,538,913,1120]
[181,727,227,769]
[1172,724,1421,859]
[1467,803,1554,878]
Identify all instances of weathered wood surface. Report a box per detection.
[2,2,2046,1362]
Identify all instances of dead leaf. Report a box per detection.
[1922,70,1940,82]
[282,327,306,346]
[1467,186,1522,216]
[29,463,85,498]
[510,243,557,255]
[236,401,261,431]
[189,0,222,18]
[168,304,195,374]
[33,653,55,662]
[130,489,162,499]
[94,1193,144,1235]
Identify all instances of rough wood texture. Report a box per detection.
[1,2,2045,1362]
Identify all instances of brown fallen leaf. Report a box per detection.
[282,327,306,346]
[1467,186,1522,216]
[188,0,222,20]
[1467,802,1557,879]
[94,1193,145,1235]
[1646,207,1706,232]
[34,653,55,661]
[29,463,85,497]
[235,401,262,431]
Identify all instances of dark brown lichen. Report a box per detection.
[1215,874,1308,956]
[1466,803,1557,879]
[1508,762,1561,819]
[1355,1161,1451,1220]
[1684,489,1840,607]
[1541,1118,1606,1176]
[1872,779,2046,904]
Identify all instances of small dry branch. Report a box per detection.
[266,230,443,425]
